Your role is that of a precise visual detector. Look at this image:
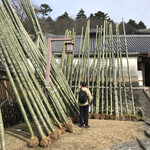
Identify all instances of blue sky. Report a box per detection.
[32,0,149,28]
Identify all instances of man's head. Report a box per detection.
[82,82,87,87]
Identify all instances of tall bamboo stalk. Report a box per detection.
[105,19,109,115]
[60,30,68,71]
[91,25,98,103]
[111,27,119,117]
[74,27,84,94]
[0,107,6,150]
[78,24,87,86]
[87,20,90,88]
[122,18,135,115]
[109,24,113,115]
[82,20,90,83]
[117,25,129,114]
[101,21,106,114]
[116,25,123,115]
[69,28,76,87]
[95,26,102,114]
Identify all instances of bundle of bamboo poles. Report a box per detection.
[0,0,80,148]
[61,19,136,120]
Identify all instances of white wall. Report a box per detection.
[55,56,140,83]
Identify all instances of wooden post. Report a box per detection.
[45,38,73,84]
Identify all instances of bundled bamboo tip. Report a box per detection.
[99,114,105,120]
[64,118,74,133]
[27,136,39,148]
[93,113,100,119]
[59,123,67,133]
[54,125,63,138]
[88,113,93,119]
[119,115,126,121]
[61,127,66,134]
[105,115,110,120]
[56,129,63,138]
[49,131,58,140]
[40,136,51,148]
[71,114,79,123]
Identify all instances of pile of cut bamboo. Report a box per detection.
[0,0,79,149]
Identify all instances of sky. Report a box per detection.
[32,0,150,28]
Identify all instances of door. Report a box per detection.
[145,63,150,86]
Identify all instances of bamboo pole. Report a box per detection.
[117,25,129,114]
[60,30,68,71]
[105,19,109,115]
[95,26,102,114]
[111,27,119,117]
[0,107,6,150]
[109,24,113,115]
[69,28,76,87]
[101,21,106,114]
[87,20,90,88]
[116,25,123,115]
[91,25,98,113]
[74,27,84,94]
[122,18,135,115]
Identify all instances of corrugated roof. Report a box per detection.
[49,35,150,54]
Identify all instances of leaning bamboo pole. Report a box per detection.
[74,27,84,94]
[109,23,113,115]
[105,19,109,115]
[117,25,129,114]
[116,25,123,115]
[111,26,119,117]
[82,20,90,83]
[66,31,72,81]
[101,21,106,114]
[95,26,102,114]
[69,29,76,87]
[87,20,90,88]
[60,30,68,71]
[0,107,6,150]
[91,25,98,110]
[122,18,135,115]
[78,25,87,86]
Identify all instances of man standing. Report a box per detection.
[78,82,93,128]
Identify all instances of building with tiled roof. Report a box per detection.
[45,34,150,87]
[1,34,150,87]
[48,35,150,55]
[135,28,150,35]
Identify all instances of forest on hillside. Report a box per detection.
[10,0,147,35]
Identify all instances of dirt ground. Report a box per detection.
[2,119,145,150]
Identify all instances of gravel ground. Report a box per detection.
[2,119,145,150]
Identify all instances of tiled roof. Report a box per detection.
[135,28,150,34]
[48,35,150,54]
